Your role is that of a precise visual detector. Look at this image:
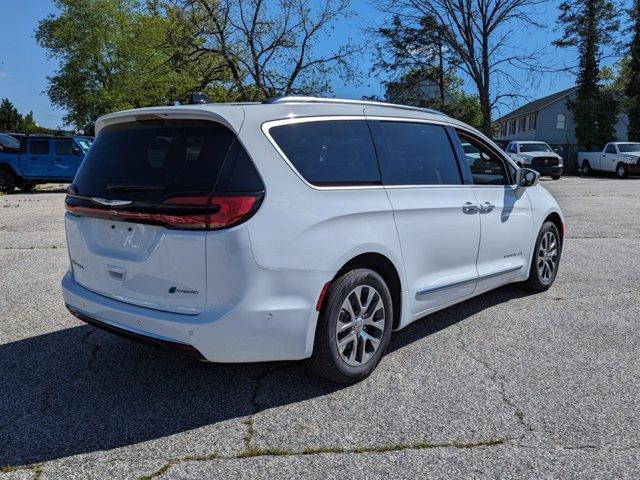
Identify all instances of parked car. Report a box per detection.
[0,135,91,193]
[579,142,640,178]
[61,97,565,383]
[505,141,563,179]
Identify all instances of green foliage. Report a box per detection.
[554,0,620,149]
[36,0,230,133]
[0,98,54,133]
[0,98,21,131]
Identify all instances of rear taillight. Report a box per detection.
[65,194,262,230]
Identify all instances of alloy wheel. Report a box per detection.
[537,231,558,283]
[335,285,386,367]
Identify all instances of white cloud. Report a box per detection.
[0,73,8,78]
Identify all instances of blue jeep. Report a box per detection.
[0,134,92,193]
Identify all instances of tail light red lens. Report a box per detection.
[65,194,261,230]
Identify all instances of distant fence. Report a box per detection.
[550,143,579,175]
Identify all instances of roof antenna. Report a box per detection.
[188,92,213,105]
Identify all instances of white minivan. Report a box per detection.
[62,97,564,383]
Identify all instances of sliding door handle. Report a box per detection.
[480,202,495,214]
[462,202,480,214]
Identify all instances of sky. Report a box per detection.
[0,0,589,129]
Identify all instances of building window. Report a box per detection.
[556,114,566,130]
[501,123,507,137]
[519,117,526,132]
[510,120,516,135]
[529,113,537,130]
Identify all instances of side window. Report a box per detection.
[371,121,461,185]
[605,144,616,154]
[269,120,380,186]
[55,140,74,155]
[29,140,50,155]
[457,131,510,186]
[506,143,516,153]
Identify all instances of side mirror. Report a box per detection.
[72,145,82,156]
[516,168,539,188]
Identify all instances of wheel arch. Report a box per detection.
[544,211,564,241]
[329,252,403,330]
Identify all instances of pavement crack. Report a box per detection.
[454,323,534,437]
[243,365,278,452]
[137,438,508,479]
[0,463,44,479]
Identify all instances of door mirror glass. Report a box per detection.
[516,168,539,188]
[72,145,82,155]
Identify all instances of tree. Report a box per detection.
[0,98,22,131]
[626,0,640,140]
[154,0,363,101]
[36,0,227,133]
[554,0,620,149]
[384,70,483,128]
[375,0,545,135]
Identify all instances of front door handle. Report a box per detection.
[462,202,480,214]
[480,202,495,214]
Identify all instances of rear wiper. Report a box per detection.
[107,184,167,192]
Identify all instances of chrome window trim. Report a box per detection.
[263,115,459,191]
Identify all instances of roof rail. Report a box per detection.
[263,96,447,116]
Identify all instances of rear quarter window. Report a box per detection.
[268,119,381,187]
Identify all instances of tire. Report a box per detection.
[307,268,393,384]
[581,160,591,176]
[616,163,628,179]
[551,175,561,180]
[0,170,16,194]
[522,221,562,292]
[18,181,37,192]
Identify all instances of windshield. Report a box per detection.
[0,133,20,149]
[519,143,552,153]
[617,143,640,153]
[76,138,93,152]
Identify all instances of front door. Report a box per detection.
[367,117,481,315]
[454,130,533,293]
[51,139,82,179]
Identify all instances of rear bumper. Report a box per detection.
[62,268,328,363]
[66,304,205,359]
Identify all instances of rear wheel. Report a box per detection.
[307,268,393,384]
[0,170,16,193]
[551,175,561,180]
[522,221,562,292]
[616,163,628,179]
[581,160,591,176]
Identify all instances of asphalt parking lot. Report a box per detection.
[1,176,639,479]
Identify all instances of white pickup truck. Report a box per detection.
[579,142,640,179]
[505,141,563,179]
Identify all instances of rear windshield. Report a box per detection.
[73,119,260,202]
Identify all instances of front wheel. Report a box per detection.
[551,175,561,180]
[522,221,562,292]
[307,268,393,384]
[616,163,628,179]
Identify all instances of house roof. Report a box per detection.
[495,87,577,123]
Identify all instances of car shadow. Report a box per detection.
[1,285,530,467]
